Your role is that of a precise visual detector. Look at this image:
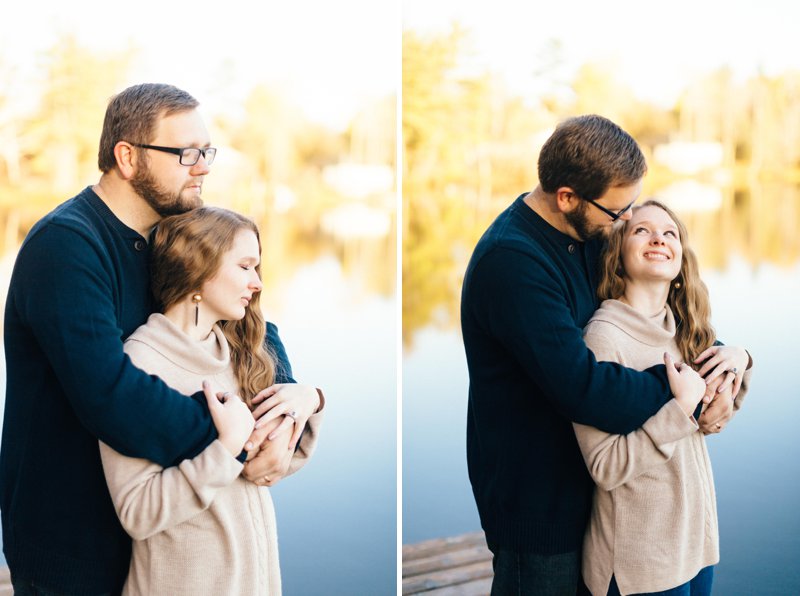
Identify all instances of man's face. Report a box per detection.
[130,109,211,217]
[565,179,643,241]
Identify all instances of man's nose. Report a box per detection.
[190,154,211,175]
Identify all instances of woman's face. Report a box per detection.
[200,229,263,322]
[621,205,683,284]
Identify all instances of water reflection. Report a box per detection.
[403,180,800,344]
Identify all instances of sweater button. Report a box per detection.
[134,240,146,251]
[568,243,576,254]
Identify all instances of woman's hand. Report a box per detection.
[202,381,255,457]
[664,353,707,417]
[250,384,321,451]
[694,345,750,399]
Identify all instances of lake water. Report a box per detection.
[403,255,800,595]
[0,254,398,595]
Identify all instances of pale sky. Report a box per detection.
[403,0,800,108]
[0,0,398,131]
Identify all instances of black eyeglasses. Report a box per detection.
[582,196,636,221]
[132,143,217,166]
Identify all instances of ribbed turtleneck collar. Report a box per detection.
[127,313,230,374]
[588,299,676,347]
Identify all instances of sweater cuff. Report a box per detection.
[315,387,326,413]
[642,399,698,445]
[236,449,248,463]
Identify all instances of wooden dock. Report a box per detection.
[0,535,494,596]
[402,531,493,595]
[0,567,10,595]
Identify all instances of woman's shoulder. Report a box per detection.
[583,300,637,363]
[123,314,176,372]
[585,299,630,335]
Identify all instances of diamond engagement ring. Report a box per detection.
[287,410,298,420]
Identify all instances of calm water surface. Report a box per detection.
[403,256,800,596]
[0,255,397,595]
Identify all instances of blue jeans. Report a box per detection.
[607,565,715,596]
[11,576,115,596]
[490,549,582,595]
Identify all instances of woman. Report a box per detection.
[575,200,752,595]
[99,207,324,595]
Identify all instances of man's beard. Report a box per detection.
[565,201,606,241]
[130,162,202,217]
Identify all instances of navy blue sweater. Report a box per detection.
[0,187,294,594]
[461,195,672,554]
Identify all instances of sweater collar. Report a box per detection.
[588,299,676,346]
[127,313,231,374]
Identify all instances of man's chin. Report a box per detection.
[578,226,608,242]
[176,194,203,213]
[595,225,613,239]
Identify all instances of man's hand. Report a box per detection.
[243,415,284,460]
[698,374,735,435]
[251,384,321,451]
[241,415,293,486]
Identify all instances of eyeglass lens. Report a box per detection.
[180,147,216,166]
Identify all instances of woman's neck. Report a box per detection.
[619,279,670,317]
[163,299,216,341]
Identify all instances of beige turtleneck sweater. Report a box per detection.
[99,313,322,596]
[575,299,750,596]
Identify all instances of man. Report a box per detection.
[0,83,318,595]
[461,115,735,594]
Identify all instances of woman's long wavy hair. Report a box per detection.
[597,199,715,365]
[149,207,275,406]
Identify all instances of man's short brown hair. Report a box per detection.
[97,83,198,173]
[537,114,646,200]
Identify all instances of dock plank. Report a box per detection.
[403,530,487,560]
[0,566,11,596]
[403,543,492,576]
[403,531,493,595]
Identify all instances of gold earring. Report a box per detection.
[192,293,202,326]
[674,281,681,290]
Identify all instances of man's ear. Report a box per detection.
[114,141,137,180]
[555,187,580,214]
